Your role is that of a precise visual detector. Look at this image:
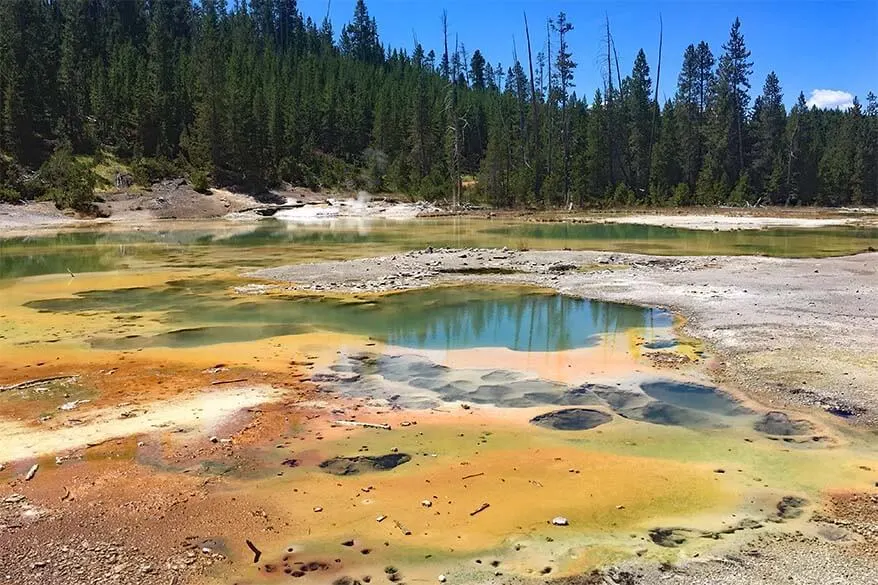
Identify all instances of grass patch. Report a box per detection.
[74,151,134,192]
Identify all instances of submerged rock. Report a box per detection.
[776,495,808,519]
[319,453,412,476]
[619,401,723,429]
[648,528,690,547]
[593,388,649,410]
[529,408,612,431]
[754,411,816,436]
[640,380,753,417]
[311,371,361,383]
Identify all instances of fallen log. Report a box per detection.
[210,378,248,386]
[332,420,391,431]
[470,503,490,517]
[245,539,262,563]
[461,472,485,480]
[0,375,78,393]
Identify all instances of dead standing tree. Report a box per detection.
[524,12,543,200]
[647,14,664,188]
[444,83,468,208]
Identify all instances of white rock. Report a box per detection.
[421,500,433,508]
[551,516,569,526]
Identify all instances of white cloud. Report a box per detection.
[806,89,854,110]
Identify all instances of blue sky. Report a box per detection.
[298,0,877,108]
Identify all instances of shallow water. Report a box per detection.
[2,218,877,280]
[24,284,670,351]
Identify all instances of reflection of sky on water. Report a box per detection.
[385,293,671,352]
[27,284,670,353]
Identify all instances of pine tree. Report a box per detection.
[751,72,786,203]
[340,0,382,64]
[650,100,681,203]
[718,17,753,179]
[552,12,576,206]
[627,49,652,197]
[469,49,486,90]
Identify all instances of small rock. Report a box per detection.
[438,575,447,583]
[421,500,433,508]
[551,516,569,526]
[313,506,323,513]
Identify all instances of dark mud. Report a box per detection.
[319,453,412,476]
[530,408,613,431]
[754,411,817,436]
[776,496,808,519]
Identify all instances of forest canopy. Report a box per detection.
[0,0,875,208]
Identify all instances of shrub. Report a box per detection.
[729,173,753,206]
[0,186,21,203]
[613,183,637,206]
[131,157,179,186]
[38,149,97,212]
[671,183,692,206]
[190,168,210,193]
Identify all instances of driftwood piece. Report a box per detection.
[210,378,248,386]
[332,420,391,431]
[461,472,485,480]
[25,464,39,481]
[245,539,262,563]
[0,375,78,393]
[394,519,412,536]
[470,503,490,517]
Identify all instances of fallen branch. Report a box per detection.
[461,472,484,480]
[332,420,391,431]
[25,464,39,481]
[245,539,262,563]
[0,375,78,393]
[469,502,490,517]
[210,378,248,386]
[394,519,412,536]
